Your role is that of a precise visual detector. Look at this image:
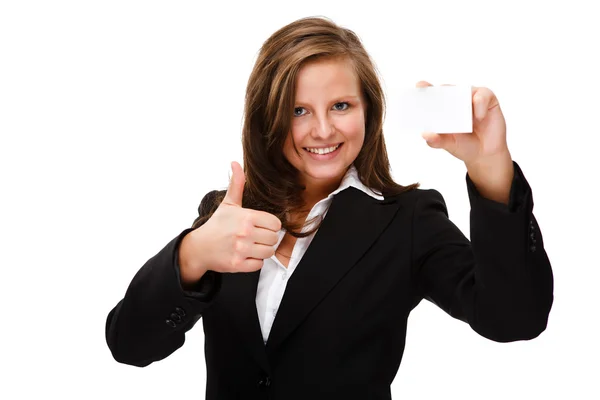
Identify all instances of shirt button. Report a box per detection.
[282,273,287,280]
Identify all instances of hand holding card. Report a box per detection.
[401,81,510,168]
[406,81,515,204]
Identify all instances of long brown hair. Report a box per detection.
[195,16,419,236]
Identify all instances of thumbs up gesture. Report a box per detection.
[179,162,282,283]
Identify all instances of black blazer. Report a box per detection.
[106,161,553,400]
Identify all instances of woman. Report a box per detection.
[106,16,553,399]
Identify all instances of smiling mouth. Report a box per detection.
[303,143,342,155]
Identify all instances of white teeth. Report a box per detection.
[305,144,340,155]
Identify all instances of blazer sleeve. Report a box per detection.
[412,161,554,342]
[105,190,222,367]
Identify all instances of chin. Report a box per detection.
[300,163,350,184]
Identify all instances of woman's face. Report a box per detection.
[283,57,366,193]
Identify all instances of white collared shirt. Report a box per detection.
[255,165,384,344]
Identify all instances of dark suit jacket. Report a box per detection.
[106,161,553,400]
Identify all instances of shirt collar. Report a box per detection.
[277,165,384,238]
[328,164,384,201]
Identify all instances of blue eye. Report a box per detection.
[293,102,350,117]
[293,107,307,117]
[333,102,349,111]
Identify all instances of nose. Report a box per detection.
[310,113,335,139]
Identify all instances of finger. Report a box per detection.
[415,80,433,88]
[248,243,276,260]
[238,258,264,272]
[252,226,280,246]
[421,131,457,152]
[223,161,245,207]
[471,86,498,121]
[251,211,282,232]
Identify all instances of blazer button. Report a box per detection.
[530,245,536,252]
[166,319,177,328]
[175,307,186,317]
[171,313,182,323]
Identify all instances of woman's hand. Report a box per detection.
[179,161,281,284]
[417,81,514,204]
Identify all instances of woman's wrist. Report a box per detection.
[179,228,210,288]
[465,151,514,205]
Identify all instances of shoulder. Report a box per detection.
[384,186,446,207]
[380,187,450,223]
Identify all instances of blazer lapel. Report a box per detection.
[265,187,401,354]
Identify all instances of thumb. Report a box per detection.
[223,161,245,207]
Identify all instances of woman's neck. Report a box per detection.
[301,181,337,210]
[299,171,345,209]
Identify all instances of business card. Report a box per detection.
[396,85,473,134]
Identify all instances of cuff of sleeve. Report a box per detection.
[173,228,222,302]
[466,161,530,213]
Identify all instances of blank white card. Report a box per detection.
[396,85,473,134]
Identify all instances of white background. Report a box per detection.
[1,0,598,398]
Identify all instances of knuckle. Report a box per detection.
[235,229,246,239]
[234,239,247,254]
[235,222,252,238]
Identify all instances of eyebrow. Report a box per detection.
[294,95,361,104]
